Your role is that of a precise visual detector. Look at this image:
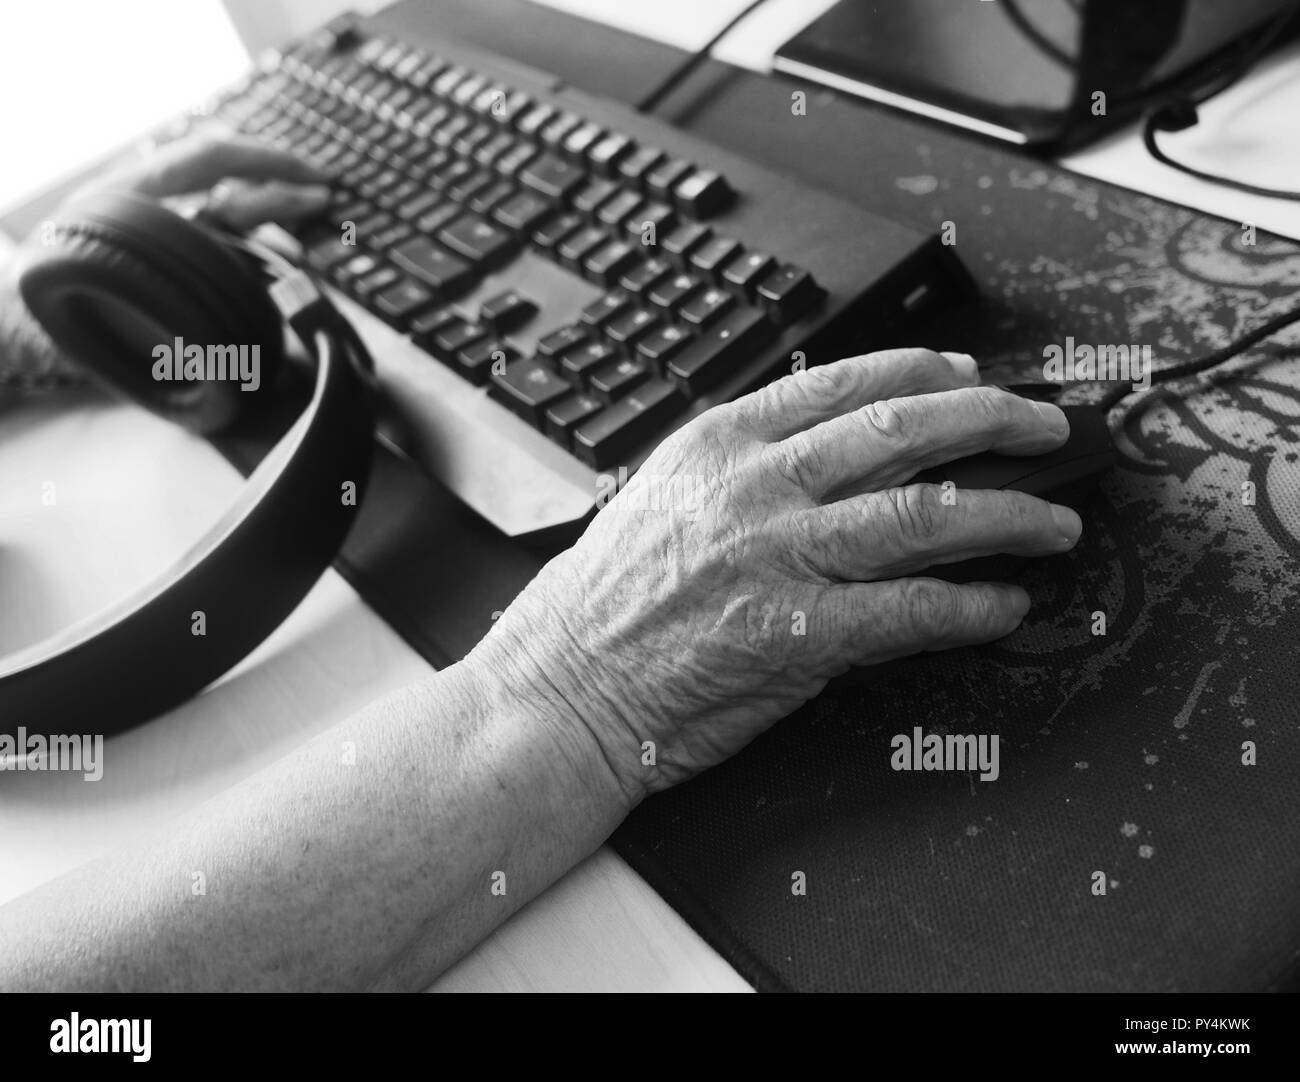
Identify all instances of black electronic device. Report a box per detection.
[775,0,1300,148]
[914,404,1117,501]
[0,191,377,739]
[178,9,973,538]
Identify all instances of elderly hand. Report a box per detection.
[472,349,1083,802]
[75,128,332,229]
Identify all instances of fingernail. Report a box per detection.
[1034,400,1070,438]
[1051,503,1083,546]
[940,351,979,383]
[301,183,332,206]
[1005,585,1031,618]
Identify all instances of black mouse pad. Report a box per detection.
[595,61,1300,992]
[206,17,1300,990]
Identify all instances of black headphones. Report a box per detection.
[1,191,377,741]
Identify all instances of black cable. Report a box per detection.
[1000,0,1077,70]
[1095,300,1300,413]
[1142,117,1300,200]
[1143,0,1300,200]
[635,0,773,113]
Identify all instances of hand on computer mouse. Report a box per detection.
[472,348,1083,803]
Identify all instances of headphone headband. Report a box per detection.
[2,194,377,739]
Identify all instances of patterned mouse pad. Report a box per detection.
[602,68,1300,992]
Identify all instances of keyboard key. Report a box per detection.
[489,89,531,126]
[519,152,587,201]
[304,233,359,271]
[391,51,426,83]
[451,75,488,108]
[340,157,382,188]
[546,393,605,446]
[604,307,660,350]
[468,179,516,215]
[563,122,604,160]
[375,178,420,211]
[689,235,742,282]
[409,147,451,183]
[335,252,379,283]
[370,220,413,250]
[722,250,777,297]
[358,168,402,199]
[625,200,676,243]
[335,198,372,222]
[430,319,490,363]
[556,225,609,267]
[587,133,633,176]
[458,339,517,385]
[432,113,472,149]
[479,289,538,332]
[531,212,582,251]
[395,189,442,222]
[755,264,825,323]
[415,202,462,235]
[648,271,703,312]
[573,179,619,218]
[493,141,537,179]
[490,358,573,425]
[584,239,638,285]
[634,323,692,367]
[572,378,685,468]
[493,190,555,234]
[619,256,673,295]
[372,277,435,323]
[673,169,734,217]
[537,324,588,359]
[453,122,495,159]
[470,84,507,116]
[662,222,712,262]
[409,57,447,91]
[437,213,517,268]
[678,285,735,326]
[516,104,555,137]
[617,145,665,187]
[580,290,633,329]
[645,157,694,201]
[590,357,650,402]
[596,189,643,229]
[446,168,494,205]
[432,157,475,191]
[559,339,619,383]
[353,265,400,298]
[409,306,460,342]
[474,130,517,168]
[410,103,451,139]
[391,236,475,295]
[665,306,769,393]
[539,110,583,146]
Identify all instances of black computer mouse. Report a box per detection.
[907,403,1117,585]
[912,403,1117,501]
[827,404,1117,687]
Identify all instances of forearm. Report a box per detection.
[0,657,634,991]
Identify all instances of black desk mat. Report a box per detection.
[165,0,1300,991]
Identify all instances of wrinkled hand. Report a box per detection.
[472,349,1083,802]
[75,128,332,230]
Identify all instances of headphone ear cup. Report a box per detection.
[16,192,284,433]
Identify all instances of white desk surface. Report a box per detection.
[2,0,1296,992]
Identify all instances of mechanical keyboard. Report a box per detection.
[171,8,971,538]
